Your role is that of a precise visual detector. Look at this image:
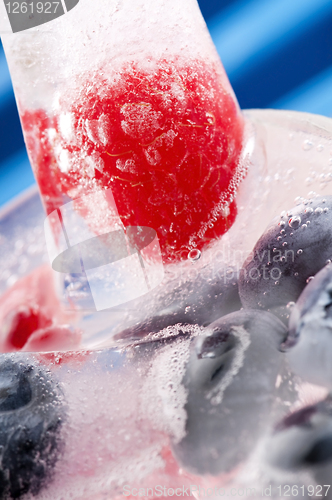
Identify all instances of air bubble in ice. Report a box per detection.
[288,216,301,229]
[59,113,75,143]
[116,158,137,174]
[58,149,71,173]
[98,114,111,146]
[121,103,162,140]
[205,112,215,125]
[302,140,313,151]
[188,249,201,261]
[85,153,104,174]
[85,119,99,145]
[144,146,161,166]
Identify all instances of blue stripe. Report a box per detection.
[0,51,10,95]
[0,50,12,109]
[0,149,36,206]
[208,0,332,78]
[272,66,332,118]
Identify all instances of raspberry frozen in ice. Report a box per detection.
[21,58,245,262]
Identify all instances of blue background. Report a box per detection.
[1,0,332,207]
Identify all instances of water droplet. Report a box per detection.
[275,281,279,286]
[302,224,308,229]
[280,229,286,235]
[315,207,323,214]
[282,242,288,247]
[324,207,329,213]
[326,259,331,265]
[290,232,294,237]
[316,144,324,152]
[188,249,201,261]
[277,236,282,241]
[287,301,295,309]
[273,248,278,253]
[294,272,299,277]
[288,215,301,229]
[306,276,314,284]
[305,207,313,214]
[302,140,313,151]
[278,221,286,228]
[297,249,303,255]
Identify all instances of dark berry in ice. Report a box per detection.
[172,310,287,475]
[0,355,64,499]
[239,196,332,317]
[265,397,332,474]
[285,263,332,388]
[115,264,241,343]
